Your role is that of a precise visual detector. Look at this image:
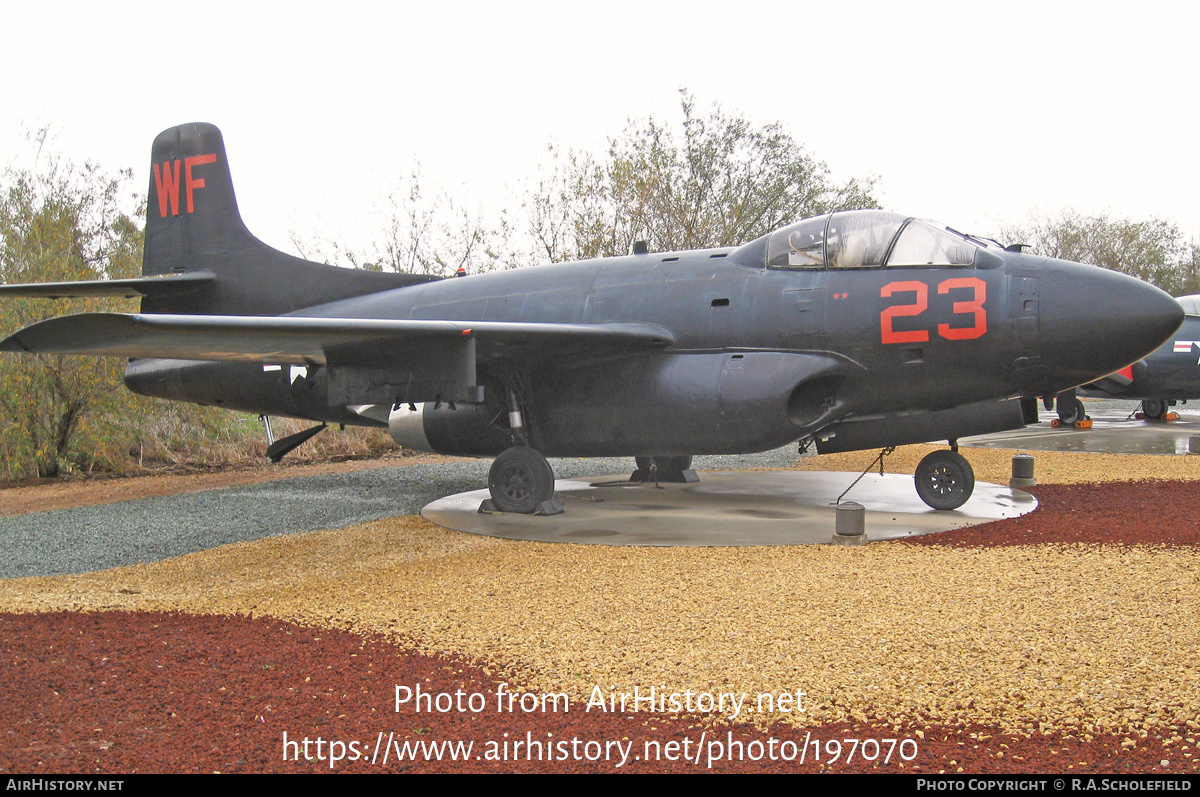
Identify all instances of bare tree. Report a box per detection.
[294,166,517,277]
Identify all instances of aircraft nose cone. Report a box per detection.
[1038,261,1183,388]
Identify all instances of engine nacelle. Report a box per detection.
[388,402,510,456]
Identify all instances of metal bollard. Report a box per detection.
[831,501,867,546]
[1010,453,1036,488]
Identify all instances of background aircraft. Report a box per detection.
[1071,295,1200,420]
[0,124,1184,513]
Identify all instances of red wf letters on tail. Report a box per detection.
[152,154,217,217]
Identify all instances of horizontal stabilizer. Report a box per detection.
[0,312,676,366]
[0,272,215,299]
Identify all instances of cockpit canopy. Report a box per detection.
[766,210,983,269]
[1177,295,1200,316]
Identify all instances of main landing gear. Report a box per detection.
[483,385,562,515]
[914,445,975,511]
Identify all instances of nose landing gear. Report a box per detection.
[914,447,975,511]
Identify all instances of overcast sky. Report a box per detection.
[4,1,1198,257]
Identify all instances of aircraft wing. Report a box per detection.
[0,272,216,299]
[0,312,675,366]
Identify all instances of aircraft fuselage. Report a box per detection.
[125,240,1178,458]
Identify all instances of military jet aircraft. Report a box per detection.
[1071,295,1200,420]
[0,123,1184,513]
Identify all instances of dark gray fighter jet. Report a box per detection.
[1075,295,1200,420]
[0,124,1184,513]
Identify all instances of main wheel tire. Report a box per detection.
[914,450,975,511]
[488,447,555,514]
[1142,399,1167,420]
[653,455,692,475]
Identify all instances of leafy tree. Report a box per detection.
[1003,209,1199,297]
[0,131,144,477]
[526,90,880,262]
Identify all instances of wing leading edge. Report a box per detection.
[0,312,675,366]
[2,312,676,405]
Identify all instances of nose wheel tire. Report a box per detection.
[1056,397,1087,425]
[914,450,975,511]
[488,447,555,514]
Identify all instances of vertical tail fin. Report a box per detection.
[144,122,256,279]
[141,123,439,316]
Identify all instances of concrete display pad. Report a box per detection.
[422,471,1037,546]
[966,403,1200,455]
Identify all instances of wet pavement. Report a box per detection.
[964,399,1200,456]
[422,471,1037,547]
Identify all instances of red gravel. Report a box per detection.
[905,481,1200,548]
[3,480,1198,775]
[0,611,1191,775]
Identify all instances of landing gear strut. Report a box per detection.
[914,449,975,510]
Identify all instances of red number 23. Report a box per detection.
[880,277,987,344]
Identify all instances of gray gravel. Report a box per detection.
[0,448,799,579]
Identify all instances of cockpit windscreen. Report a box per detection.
[767,210,980,269]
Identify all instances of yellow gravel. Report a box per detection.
[5,441,1200,737]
